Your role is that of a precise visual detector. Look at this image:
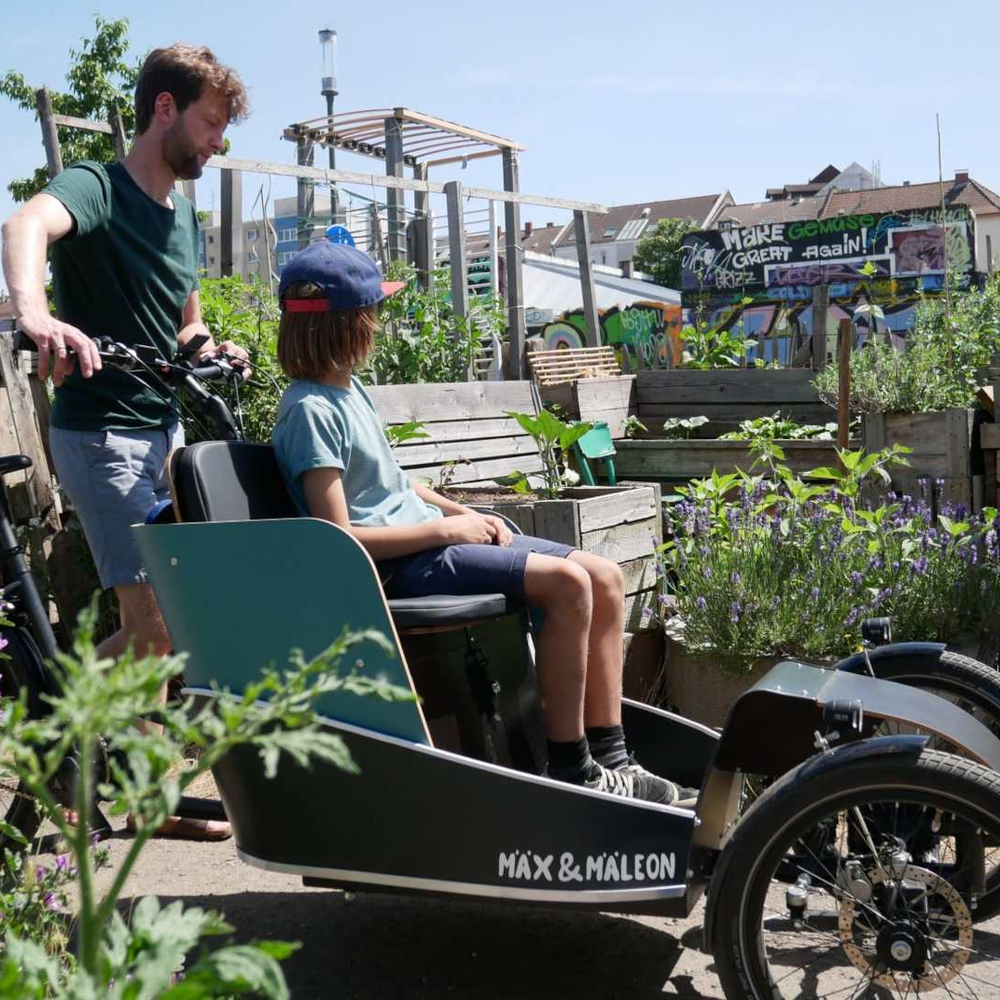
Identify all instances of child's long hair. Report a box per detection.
[277,281,379,380]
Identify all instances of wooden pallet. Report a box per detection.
[527,346,620,387]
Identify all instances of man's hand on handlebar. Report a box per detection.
[18,313,102,384]
[198,339,251,376]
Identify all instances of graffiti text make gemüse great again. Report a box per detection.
[498,849,678,884]
[719,223,793,268]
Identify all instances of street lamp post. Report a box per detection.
[319,28,339,223]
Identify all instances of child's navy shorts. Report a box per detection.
[380,534,574,600]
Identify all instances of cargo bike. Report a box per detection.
[126,436,1000,999]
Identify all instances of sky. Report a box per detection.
[2,0,999,293]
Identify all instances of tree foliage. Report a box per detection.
[632,216,700,290]
[0,15,141,202]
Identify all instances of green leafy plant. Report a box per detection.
[662,415,709,439]
[621,416,648,439]
[196,275,288,444]
[383,421,428,449]
[495,410,593,498]
[367,262,507,385]
[657,444,1000,672]
[718,413,838,442]
[813,276,1000,414]
[0,603,410,995]
[679,323,756,369]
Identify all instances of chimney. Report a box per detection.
[523,221,534,238]
[955,170,970,184]
[621,259,634,279]
[547,221,554,228]
[902,180,910,186]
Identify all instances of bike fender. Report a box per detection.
[835,642,948,675]
[702,734,930,954]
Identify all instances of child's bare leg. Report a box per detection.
[567,551,626,728]
[522,552,592,741]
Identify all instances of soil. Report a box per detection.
[440,486,534,507]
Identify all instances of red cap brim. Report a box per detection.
[381,281,406,298]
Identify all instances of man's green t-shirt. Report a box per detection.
[44,161,200,431]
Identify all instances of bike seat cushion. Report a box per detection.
[389,593,516,628]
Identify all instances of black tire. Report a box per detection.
[713,749,1000,1000]
[0,626,44,852]
[872,650,1000,742]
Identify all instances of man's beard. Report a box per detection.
[163,123,203,180]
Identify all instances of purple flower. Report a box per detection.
[43,893,59,912]
[55,854,69,873]
[869,555,883,570]
[729,601,741,623]
[34,864,47,880]
[851,571,863,587]
[770,595,780,609]
[695,596,707,610]
[844,608,859,627]
[810,587,820,600]
[731,571,741,586]
[913,556,929,574]
[0,633,7,654]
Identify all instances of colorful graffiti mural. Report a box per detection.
[538,301,683,369]
[679,208,977,350]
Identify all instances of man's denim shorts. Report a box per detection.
[50,424,184,590]
[380,533,574,601]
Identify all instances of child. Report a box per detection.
[272,240,695,807]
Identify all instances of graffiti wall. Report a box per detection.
[678,208,976,351]
[538,301,683,369]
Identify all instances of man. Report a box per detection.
[1,43,249,839]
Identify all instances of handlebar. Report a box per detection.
[14,331,250,386]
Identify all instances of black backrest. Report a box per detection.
[170,441,297,523]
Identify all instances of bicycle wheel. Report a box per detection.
[0,625,43,851]
[713,749,1000,999]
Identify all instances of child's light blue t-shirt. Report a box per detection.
[272,376,442,526]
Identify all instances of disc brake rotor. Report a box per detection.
[839,863,973,992]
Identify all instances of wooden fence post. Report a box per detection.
[220,167,243,277]
[384,115,406,261]
[811,285,829,369]
[573,209,601,350]
[110,104,127,162]
[502,148,525,380]
[444,180,471,377]
[35,89,64,178]
[837,317,852,451]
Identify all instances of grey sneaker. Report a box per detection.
[617,756,699,808]
[584,761,696,807]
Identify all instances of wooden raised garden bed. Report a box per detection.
[862,408,996,511]
[446,483,664,633]
[612,438,841,486]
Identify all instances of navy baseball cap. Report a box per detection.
[278,240,405,313]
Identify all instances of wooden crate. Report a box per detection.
[527,345,621,417]
[862,409,995,511]
[450,483,664,632]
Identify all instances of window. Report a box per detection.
[248,247,260,263]
[208,256,215,266]
[277,251,296,267]
[618,218,648,241]
[246,227,258,241]
[207,234,215,245]
[603,226,618,239]
[277,227,298,243]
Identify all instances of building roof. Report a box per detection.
[522,250,679,314]
[713,174,1000,229]
[552,194,722,249]
[522,223,568,255]
[765,165,842,201]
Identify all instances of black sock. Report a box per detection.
[585,724,628,770]
[546,736,597,784]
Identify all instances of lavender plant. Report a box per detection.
[662,445,1000,672]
